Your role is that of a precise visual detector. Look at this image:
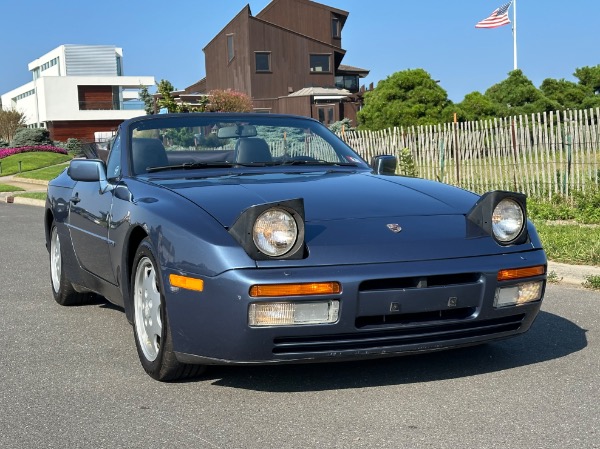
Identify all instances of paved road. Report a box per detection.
[1,203,598,449]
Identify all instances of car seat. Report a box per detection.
[235,138,272,163]
[131,138,169,174]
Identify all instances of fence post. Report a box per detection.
[510,118,518,190]
[565,132,572,196]
[453,113,460,184]
[439,139,445,182]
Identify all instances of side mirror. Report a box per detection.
[67,159,114,194]
[371,155,397,175]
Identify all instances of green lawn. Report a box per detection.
[533,221,600,266]
[18,163,69,181]
[15,192,47,201]
[0,183,25,192]
[0,152,71,176]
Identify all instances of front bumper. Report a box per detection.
[164,250,547,365]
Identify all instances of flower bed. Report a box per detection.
[0,145,68,160]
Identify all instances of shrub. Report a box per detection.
[398,148,418,177]
[0,140,9,147]
[65,138,83,155]
[11,128,53,147]
[0,145,68,160]
[527,195,575,221]
[583,275,600,290]
[329,118,354,134]
[206,89,253,112]
[528,188,600,225]
[573,188,600,224]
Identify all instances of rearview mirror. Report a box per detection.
[217,124,258,139]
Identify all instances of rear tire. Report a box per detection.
[132,238,206,381]
[49,224,92,306]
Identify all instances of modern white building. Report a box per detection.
[1,45,154,142]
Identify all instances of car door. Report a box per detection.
[67,136,121,284]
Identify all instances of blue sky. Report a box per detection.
[1,0,598,103]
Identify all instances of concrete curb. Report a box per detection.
[12,177,49,186]
[547,261,600,288]
[11,196,46,207]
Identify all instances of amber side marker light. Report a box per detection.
[497,265,546,282]
[169,274,204,292]
[249,282,341,298]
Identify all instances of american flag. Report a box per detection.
[475,2,512,28]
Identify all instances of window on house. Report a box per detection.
[227,34,235,63]
[255,52,271,72]
[116,56,123,76]
[335,75,359,91]
[332,17,341,38]
[310,54,331,73]
[317,106,335,125]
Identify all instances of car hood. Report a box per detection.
[152,171,539,266]
[154,171,478,226]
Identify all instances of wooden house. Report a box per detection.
[187,0,369,125]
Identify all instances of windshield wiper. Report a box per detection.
[146,160,359,173]
[279,159,359,167]
[147,162,236,173]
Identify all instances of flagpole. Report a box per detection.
[513,0,518,69]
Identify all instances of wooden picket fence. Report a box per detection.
[340,108,600,200]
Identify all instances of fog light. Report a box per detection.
[494,281,543,308]
[249,300,340,326]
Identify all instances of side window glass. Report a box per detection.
[106,134,122,180]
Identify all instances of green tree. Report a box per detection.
[454,91,500,122]
[0,108,26,142]
[155,79,180,113]
[357,69,452,129]
[574,65,600,94]
[540,78,588,110]
[573,65,600,109]
[164,128,195,147]
[484,69,559,116]
[138,85,155,115]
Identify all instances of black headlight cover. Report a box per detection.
[228,198,306,260]
[466,190,528,245]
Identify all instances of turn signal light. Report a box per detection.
[249,282,341,298]
[497,265,545,281]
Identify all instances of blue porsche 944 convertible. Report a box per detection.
[44,113,547,381]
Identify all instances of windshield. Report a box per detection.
[128,114,368,175]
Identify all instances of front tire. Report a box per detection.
[49,224,91,306]
[132,238,206,381]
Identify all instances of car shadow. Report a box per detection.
[201,311,587,392]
